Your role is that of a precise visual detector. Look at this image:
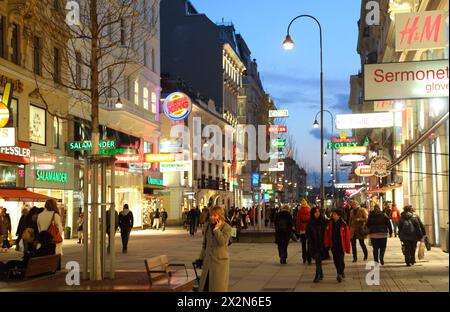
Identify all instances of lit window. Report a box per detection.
[151,91,157,113]
[144,142,152,154]
[134,80,139,106]
[143,87,149,110]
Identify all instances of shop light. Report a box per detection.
[430,98,447,118]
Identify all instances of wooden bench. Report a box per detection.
[144,255,197,292]
[7,255,61,281]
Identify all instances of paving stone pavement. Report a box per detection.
[0,227,448,292]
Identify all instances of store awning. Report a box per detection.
[367,184,402,194]
[0,189,55,202]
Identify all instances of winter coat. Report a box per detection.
[106,210,119,234]
[349,207,368,239]
[119,209,134,230]
[324,219,351,254]
[274,210,293,245]
[37,210,63,255]
[161,211,168,222]
[306,216,327,260]
[366,212,392,236]
[199,222,232,292]
[389,207,401,222]
[296,206,311,233]
[398,212,426,241]
[154,209,160,219]
[16,215,27,238]
[0,214,11,236]
[187,209,198,225]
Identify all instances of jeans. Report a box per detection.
[402,240,417,265]
[331,247,345,275]
[315,259,323,278]
[153,218,160,229]
[189,223,196,235]
[300,234,311,263]
[392,221,399,237]
[120,228,131,251]
[371,238,387,262]
[277,242,288,262]
[351,236,368,261]
[162,220,166,231]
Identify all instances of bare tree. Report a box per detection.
[22,0,159,153]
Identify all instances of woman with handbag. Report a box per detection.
[37,199,63,269]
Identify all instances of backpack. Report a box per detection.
[402,218,416,236]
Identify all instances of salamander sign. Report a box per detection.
[364,60,449,101]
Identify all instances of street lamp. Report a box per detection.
[313,119,319,128]
[324,150,328,157]
[107,86,124,109]
[283,14,324,206]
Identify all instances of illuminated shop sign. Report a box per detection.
[261,184,273,191]
[147,177,164,186]
[364,60,449,101]
[269,110,289,118]
[159,139,182,153]
[29,155,57,164]
[0,82,13,129]
[115,154,142,164]
[395,11,449,52]
[163,92,192,121]
[36,170,68,183]
[334,183,364,189]
[0,128,15,147]
[144,153,175,163]
[337,146,367,154]
[67,140,116,151]
[336,113,394,129]
[271,139,286,148]
[355,165,373,177]
[160,161,192,172]
[268,126,287,133]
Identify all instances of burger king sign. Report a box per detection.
[163,92,192,121]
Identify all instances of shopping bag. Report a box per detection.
[418,241,425,260]
[230,227,237,238]
[424,236,432,251]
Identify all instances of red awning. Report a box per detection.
[0,189,54,202]
[367,184,402,194]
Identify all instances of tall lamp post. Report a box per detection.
[283,15,325,207]
[313,109,335,207]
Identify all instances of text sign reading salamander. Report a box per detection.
[364,60,449,101]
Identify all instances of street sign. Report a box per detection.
[269,110,289,118]
[370,155,392,178]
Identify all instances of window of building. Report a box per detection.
[143,87,149,110]
[53,116,62,149]
[33,36,42,75]
[107,69,113,97]
[216,165,220,178]
[134,79,139,106]
[120,18,126,46]
[144,141,152,154]
[0,16,4,58]
[208,163,212,174]
[151,91,157,113]
[151,48,155,72]
[202,161,205,172]
[75,51,82,87]
[29,105,46,145]
[126,76,132,101]
[53,47,61,83]
[143,41,148,67]
[11,23,20,65]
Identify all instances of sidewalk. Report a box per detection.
[0,228,448,292]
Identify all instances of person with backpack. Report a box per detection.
[366,204,392,265]
[119,204,134,253]
[296,199,312,265]
[389,204,401,238]
[274,205,294,264]
[324,209,351,283]
[349,200,368,262]
[399,205,426,266]
[195,206,232,292]
[307,207,327,283]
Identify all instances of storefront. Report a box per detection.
[142,174,166,228]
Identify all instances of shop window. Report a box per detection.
[29,105,47,145]
[143,87,149,110]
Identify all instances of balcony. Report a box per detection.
[197,176,230,191]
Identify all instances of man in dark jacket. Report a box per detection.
[307,207,327,283]
[399,206,426,266]
[187,208,197,236]
[161,208,168,231]
[366,204,393,265]
[118,204,134,253]
[106,208,119,253]
[274,206,293,264]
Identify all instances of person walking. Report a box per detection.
[153,208,161,230]
[324,209,351,283]
[187,207,197,236]
[296,199,312,264]
[195,207,201,233]
[77,213,84,244]
[160,208,168,231]
[389,203,401,238]
[37,199,63,269]
[349,200,368,262]
[200,207,209,228]
[118,204,134,253]
[307,207,327,283]
[106,208,119,253]
[0,208,12,252]
[366,204,392,265]
[274,205,294,264]
[399,205,426,266]
[15,206,29,251]
[195,206,232,292]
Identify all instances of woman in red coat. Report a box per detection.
[324,209,351,283]
[296,199,311,264]
[389,204,401,238]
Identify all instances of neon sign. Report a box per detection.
[163,92,192,121]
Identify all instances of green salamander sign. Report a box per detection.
[36,170,68,183]
[148,177,164,186]
[67,140,116,151]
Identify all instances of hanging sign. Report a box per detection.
[144,153,175,163]
[160,161,192,172]
[269,110,289,118]
[163,92,192,121]
[355,165,373,177]
[336,113,394,129]
[370,155,392,178]
[268,125,287,133]
[337,146,367,154]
